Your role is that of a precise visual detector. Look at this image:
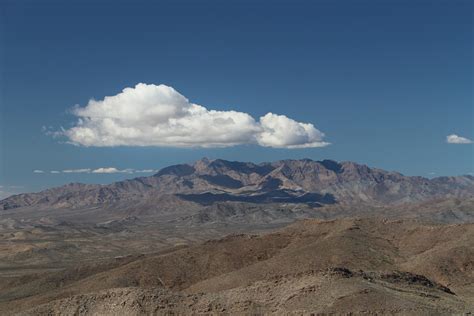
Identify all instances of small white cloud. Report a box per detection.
[92,167,122,174]
[38,168,152,174]
[447,134,473,144]
[60,83,329,149]
[62,168,91,173]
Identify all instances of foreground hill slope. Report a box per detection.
[2,158,474,211]
[1,218,472,315]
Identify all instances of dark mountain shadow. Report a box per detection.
[209,159,275,176]
[259,177,283,191]
[176,190,336,206]
[199,175,243,189]
[154,164,195,177]
[319,159,343,173]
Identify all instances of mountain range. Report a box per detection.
[2,158,473,211]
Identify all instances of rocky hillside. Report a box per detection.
[2,218,472,315]
[2,158,473,210]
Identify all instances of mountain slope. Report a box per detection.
[1,218,472,315]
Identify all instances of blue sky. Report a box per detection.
[1,0,473,197]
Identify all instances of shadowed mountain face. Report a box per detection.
[1,158,473,210]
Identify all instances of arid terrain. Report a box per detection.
[1,218,473,315]
[0,159,473,314]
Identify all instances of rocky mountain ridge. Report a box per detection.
[2,158,473,210]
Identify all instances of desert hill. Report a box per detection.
[0,217,472,315]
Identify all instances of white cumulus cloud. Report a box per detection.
[257,113,328,148]
[446,134,473,144]
[62,83,328,149]
[33,170,45,174]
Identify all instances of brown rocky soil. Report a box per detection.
[1,217,472,315]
